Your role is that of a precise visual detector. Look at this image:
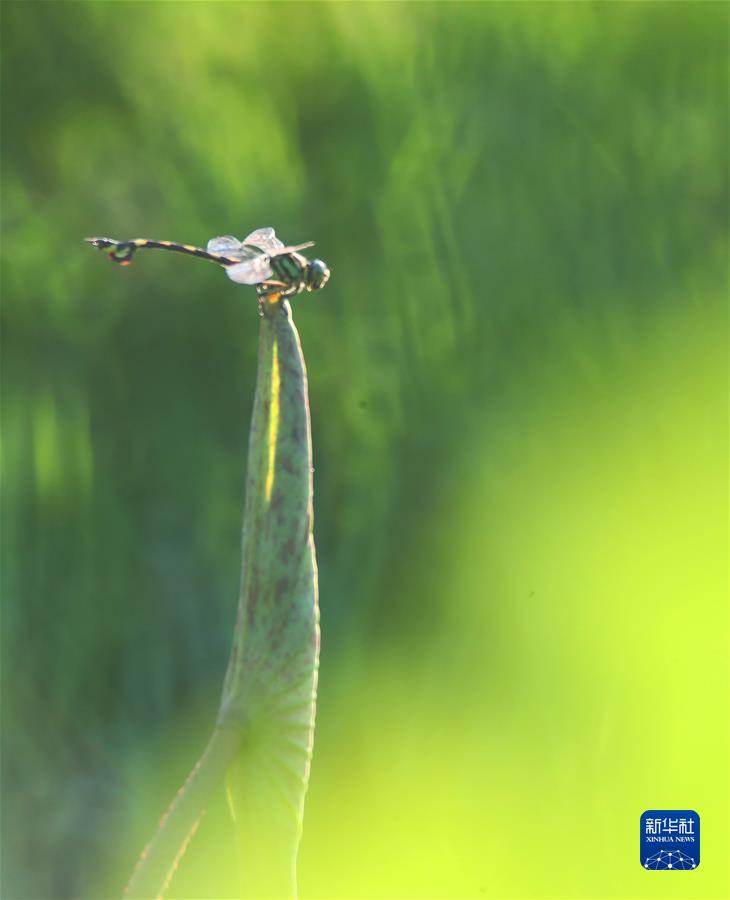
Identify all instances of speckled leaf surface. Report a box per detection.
[219,298,320,897]
[125,297,319,899]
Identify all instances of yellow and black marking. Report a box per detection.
[267,252,330,297]
[84,236,241,268]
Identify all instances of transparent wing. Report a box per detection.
[241,227,284,254]
[211,229,313,261]
[278,241,315,254]
[207,235,265,263]
[225,255,274,285]
[207,235,244,253]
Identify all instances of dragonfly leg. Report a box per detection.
[256,281,289,300]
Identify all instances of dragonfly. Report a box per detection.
[85,227,330,297]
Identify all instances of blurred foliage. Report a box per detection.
[1,2,727,898]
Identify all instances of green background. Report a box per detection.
[2,2,727,897]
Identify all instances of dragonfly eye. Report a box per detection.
[306,259,330,291]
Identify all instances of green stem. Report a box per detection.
[220,297,319,898]
[123,725,244,899]
[124,296,319,899]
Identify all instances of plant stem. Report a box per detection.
[220,296,319,898]
[124,295,319,898]
[123,725,244,899]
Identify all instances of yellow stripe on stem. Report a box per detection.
[265,339,280,502]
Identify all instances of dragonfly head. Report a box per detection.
[305,258,330,292]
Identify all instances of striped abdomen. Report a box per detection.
[109,240,240,267]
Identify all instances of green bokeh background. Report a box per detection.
[2,2,727,898]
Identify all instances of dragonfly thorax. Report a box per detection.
[268,253,330,296]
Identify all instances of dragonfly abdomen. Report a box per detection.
[87,238,241,267]
[121,240,239,266]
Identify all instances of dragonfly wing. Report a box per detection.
[208,235,265,262]
[278,241,315,254]
[242,227,284,254]
[225,255,274,285]
[207,235,244,253]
